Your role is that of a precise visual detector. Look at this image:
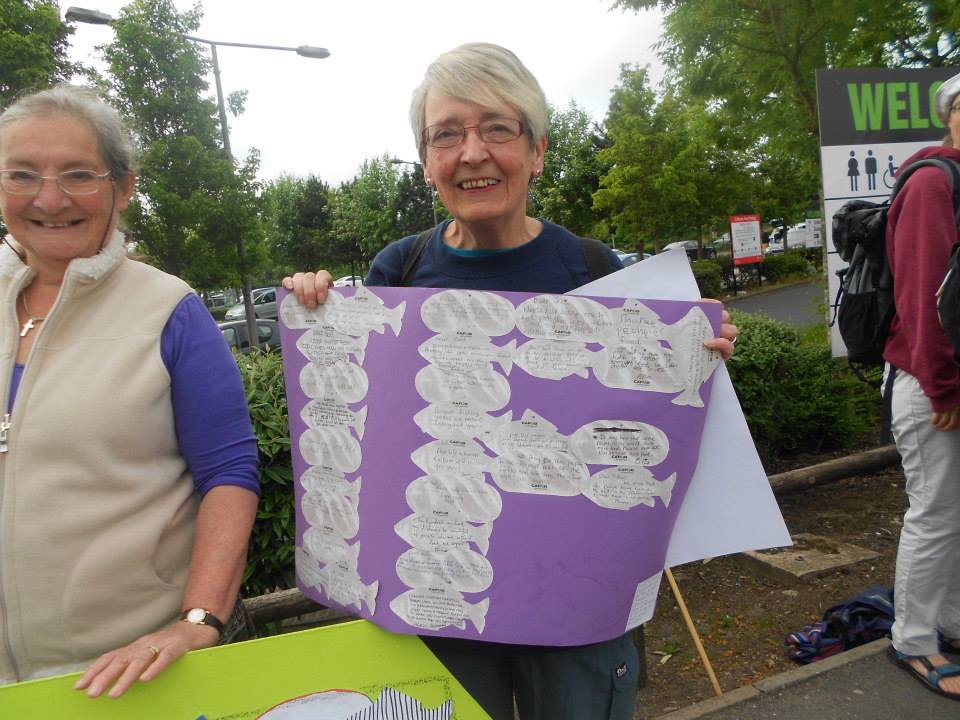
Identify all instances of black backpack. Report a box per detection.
[831,157,960,383]
[938,242,960,358]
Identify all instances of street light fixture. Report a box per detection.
[388,158,438,227]
[66,6,329,347]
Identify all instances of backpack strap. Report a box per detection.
[892,158,960,230]
[398,227,435,287]
[579,237,616,281]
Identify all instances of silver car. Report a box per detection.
[224,287,278,320]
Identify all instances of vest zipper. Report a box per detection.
[0,413,10,453]
[0,271,45,683]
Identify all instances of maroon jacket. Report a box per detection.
[883,145,960,412]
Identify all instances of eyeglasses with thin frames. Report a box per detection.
[0,169,112,196]
[423,117,525,149]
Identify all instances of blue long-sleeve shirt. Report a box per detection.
[10,294,260,496]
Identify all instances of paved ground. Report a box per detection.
[726,278,826,328]
[653,639,960,719]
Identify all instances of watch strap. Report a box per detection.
[181,608,225,634]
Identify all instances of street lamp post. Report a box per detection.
[65,6,329,348]
[388,158,438,227]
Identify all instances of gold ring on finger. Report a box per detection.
[148,645,160,657]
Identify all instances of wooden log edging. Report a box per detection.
[243,446,903,626]
[769,444,900,497]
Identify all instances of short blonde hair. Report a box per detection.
[409,43,548,161]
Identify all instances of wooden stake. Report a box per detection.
[665,567,723,697]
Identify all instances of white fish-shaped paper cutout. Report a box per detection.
[300,427,363,473]
[303,528,361,569]
[569,420,669,466]
[299,465,361,498]
[593,342,684,394]
[420,289,516,336]
[410,439,493,476]
[515,295,614,342]
[418,333,516,374]
[302,489,360,539]
[601,298,666,347]
[514,339,600,381]
[296,546,324,589]
[389,587,489,633]
[318,559,379,614]
[582,466,677,511]
[299,361,369,404]
[296,325,367,366]
[330,286,405,336]
[258,689,372,720]
[482,408,569,456]
[280,290,344,330]
[491,450,589,496]
[394,513,492,555]
[414,365,511,411]
[301,398,367,439]
[405,473,503,523]
[346,687,454,720]
[414,402,512,441]
[661,306,722,407]
[395,547,494,593]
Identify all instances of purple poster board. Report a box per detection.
[279,286,721,646]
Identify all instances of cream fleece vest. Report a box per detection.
[0,231,197,684]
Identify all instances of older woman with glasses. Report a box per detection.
[285,43,737,720]
[883,71,960,701]
[0,85,259,698]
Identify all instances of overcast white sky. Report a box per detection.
[64,0,665,184]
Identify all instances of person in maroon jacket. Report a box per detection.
[884,71,960,700]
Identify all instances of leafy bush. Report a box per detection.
[761,251,813,283]
[692,260,723,298]
[234,350,296,596]
[726,310,881,464]
[208,306,228,321]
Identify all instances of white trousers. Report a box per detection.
[888,366,960,655]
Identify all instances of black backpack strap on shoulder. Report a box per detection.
[579,237,615,281]
[893,159,960,224]
[398,227,435,287]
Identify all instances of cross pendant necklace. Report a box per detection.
[19,292,46,338]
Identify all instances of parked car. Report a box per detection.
[333,275,365,287]
[224,287,278,320]
[618,252,653,267]
[661,240,716,261]
[218,319,281,354]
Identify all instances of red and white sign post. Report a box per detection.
[729,214,763,292]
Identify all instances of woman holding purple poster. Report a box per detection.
[285,43,737,720]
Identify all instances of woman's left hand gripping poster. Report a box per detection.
[279,285,722,647]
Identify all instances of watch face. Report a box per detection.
[186,608,206,624]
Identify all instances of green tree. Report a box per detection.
[529,102,611,240]
[611,0,959,225]
[391,163,437,237]
[99,0,264,291]
[262,174,334,276]
[332,156,403,276]
[595,66,753,256]
[0,0,75,106]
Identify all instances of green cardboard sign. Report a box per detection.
[0,620,489,719]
